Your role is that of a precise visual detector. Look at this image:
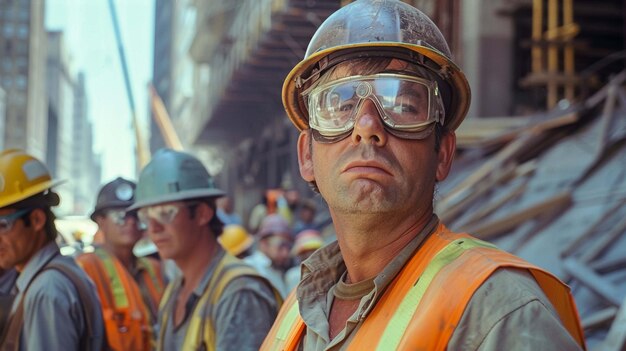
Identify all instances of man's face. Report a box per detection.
[97,208,143,250]
[0,208,43,271]
[297,60,455,219]
[260,234,292,271]
[140,201,209,261]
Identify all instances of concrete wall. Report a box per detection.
[461,0,515,118]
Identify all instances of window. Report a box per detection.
[3,23,14,37]
[15,75,26,90]
[2,59,12,72]
[17,24,28,38]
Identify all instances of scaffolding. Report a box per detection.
[521,0,580,109]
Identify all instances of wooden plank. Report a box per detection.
[458,181,527,228]
[591,256,626,275]
[597,83,619,156]
[585,70,626,109]
[456,161,536,228]
[581,307,617,330]
[596,296,626,351]
[467,191,572,240]
[458,112,579,149]
[580,215,626,263]
[560,199,626,258]
[562,258,623,306]
[438,162,518,223]
[438,133,536,211]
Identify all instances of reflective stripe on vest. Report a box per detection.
[76,249,152,351]
[136,256,165,322]
[373,237,496,350]
[95,249,130,308]
[261,225,586,350]
[157,253,282,351]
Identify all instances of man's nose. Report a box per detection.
[350,98,388,146]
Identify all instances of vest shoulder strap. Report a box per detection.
[77,252,115,309]
[1,262,103,351]
[137,256,165,296]
[184,254,279,351]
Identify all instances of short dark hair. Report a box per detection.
[19,207,57,241]
[187,197,224,238]
[8,191,59,241]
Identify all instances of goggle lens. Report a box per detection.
[106,210,139,228]
[137,202,198,228]
[0,209,32,234]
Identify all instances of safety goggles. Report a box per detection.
[137,202,198,228]
[0,209,32,234]
[304,73,445,142]
[106,209,140,227]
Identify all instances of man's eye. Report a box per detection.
[339,103,355,112]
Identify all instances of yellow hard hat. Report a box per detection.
[0,149,64,208]
[219,224,254,256]
[283,0,471,133]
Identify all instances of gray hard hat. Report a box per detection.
[128,148,224,210]
[90,177,136,221]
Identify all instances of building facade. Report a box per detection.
[0,0,47,158]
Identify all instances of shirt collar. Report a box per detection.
[296,215,440,341]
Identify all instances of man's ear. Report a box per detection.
[195,203,214,226]
[29,209,47,232]
[436,131,456,182]
[297,130,315,182]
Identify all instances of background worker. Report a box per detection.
[129,148,281,351]
[285,229,324,292]
[245,214,294,298]
[262,1,586,350]
[0,149,105,350]
[77,177,166,351]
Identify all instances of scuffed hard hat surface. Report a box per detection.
[306,0,451,58]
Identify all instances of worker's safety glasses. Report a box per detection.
[304,73,445,142]
[0,209,32,234]
[137,202,198,228]
[106,209,140,227]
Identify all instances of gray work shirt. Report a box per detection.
[297,216,582,350]
[12,241,105,351]
[161,247,279,351]
[0,268,17,295]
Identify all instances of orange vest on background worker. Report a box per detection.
[262,224,586,350]
[77,247,165,351]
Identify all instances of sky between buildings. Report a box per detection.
[45,0,155,183]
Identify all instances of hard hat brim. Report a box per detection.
[282,42,471,133]
[127,188,225,211]
[0,178,65,209]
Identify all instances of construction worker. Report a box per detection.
[0,149,105,350]
[128,148,281,350]
[261,1,586,350]
[76,177,166,351]
[245,214,294,298]
[285,229,324,292]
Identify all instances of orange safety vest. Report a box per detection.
[261,224,586,350]
[136,256,166,323]
[77,248,164,351]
